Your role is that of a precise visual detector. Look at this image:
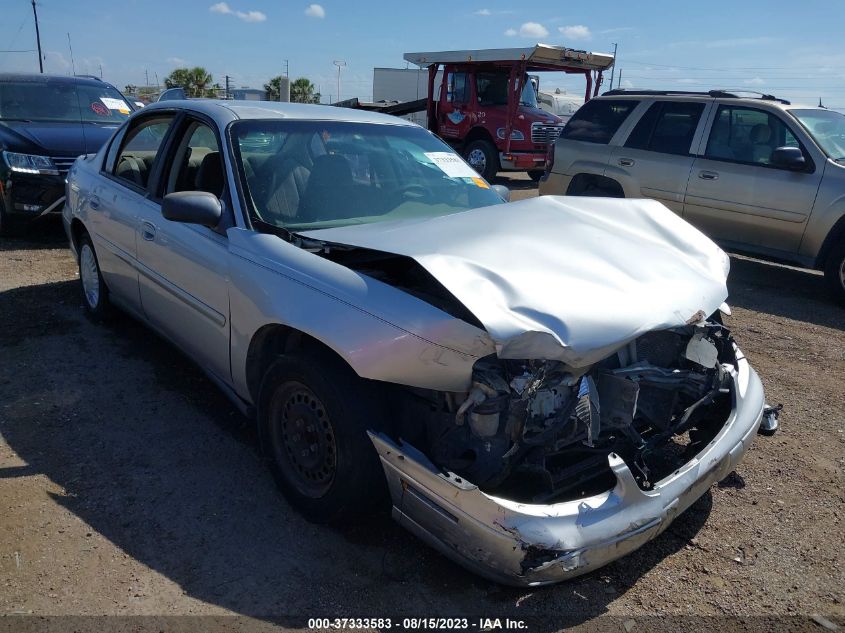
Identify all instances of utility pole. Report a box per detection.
[99,63,103,78]
[225,75,231,100]
[145,68,150,87]
[284,59,289,77]
[333,60,346,103]
[609,42,618,90]
[31,0,43,73]
[618,69,623,90]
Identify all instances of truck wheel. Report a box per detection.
[823,239,845,305]
[464,140,499,181]
[257,350,388,523]
[527,170,545,182]
[78,233,112,320]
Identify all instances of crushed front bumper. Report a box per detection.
[369,350,765,586]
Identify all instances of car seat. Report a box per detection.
[297,154,353,223]
[749,124,774,164]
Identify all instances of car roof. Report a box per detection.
[596,89,818,110]
[140,99,420,126]
[0,72,117,89]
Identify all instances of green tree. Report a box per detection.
[264,75,285,101]
[124,84,137,95]
[290,77,320,104]
[164,68,192,91]
[163,67,214,98]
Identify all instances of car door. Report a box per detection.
[437,70,472,140]
[89,114,176,312]
[134,116,232,382]
[683,104,824,253]
[608,100,710,214]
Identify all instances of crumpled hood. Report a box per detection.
[301,196,729,367]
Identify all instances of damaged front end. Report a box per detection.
[370,318,766,586]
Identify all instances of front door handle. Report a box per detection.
[699,170,719,180]
[618,157,635,167]
[89,195,100,210]
[141,221,156,241]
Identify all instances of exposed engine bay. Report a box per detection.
[393,319,736,503]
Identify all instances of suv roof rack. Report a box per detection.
[74,74,103,82]
[602,88,790,105]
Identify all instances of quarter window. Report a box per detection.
[705,105,800,166]
[625,101,705,155]
[560,99,639,144]
[112,116,174,189]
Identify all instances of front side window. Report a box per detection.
[0,80,132,123]
[446,72,469,104]
[112,116,174,189]
[625,101,705,155]
[560,99,639,144]
[167,122,224,197]
[705,105,800,166]
[789,108,845,161]
[476,73,538,108]
[232,121,504,231]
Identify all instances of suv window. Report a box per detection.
[0,80,132,123]
[705,105,800,166]
[560,99,638,144]
[625,101,705,155]
[112,116,174,190]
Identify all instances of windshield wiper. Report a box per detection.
[0,117,33,123]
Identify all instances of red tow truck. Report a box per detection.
[402,45,615,181]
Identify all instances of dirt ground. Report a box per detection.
[1,176,843,631]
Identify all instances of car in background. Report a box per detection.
[0,73,134,235]
[539,89,845,303]
[537,89,583,123]
[63,99,771,586]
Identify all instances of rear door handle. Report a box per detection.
[141,221,156,241]
[618,158,635,167]
[699,171,719,180]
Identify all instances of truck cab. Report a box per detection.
[404,45,615,181]
[435,65,566,180]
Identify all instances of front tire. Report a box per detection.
[258,350,388,523]
[464,139,499,182]
[78,233,112,320]
[823,239,845,305]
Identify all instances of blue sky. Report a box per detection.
[1,0,843,110]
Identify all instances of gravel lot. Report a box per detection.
[1,177,843,631]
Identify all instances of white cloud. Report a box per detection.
[506,22,548,38]
[677,78,698,85]
[744,77,765,86]
[558,25,591,41]
[305,4,325,18]
[474,8,491,15]
[621,79,633,89]
[43,51,70,71]
[209,2,266,22]
[166,57,188,66]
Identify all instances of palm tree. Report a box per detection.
[290,77,320,104]
[164,68,192,91]
[189,67,213,98]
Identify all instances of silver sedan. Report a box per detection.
[63,100,775,586]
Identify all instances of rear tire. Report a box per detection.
[77,233,112,320]
[823,239,845,305]
[464,139,499,182]
[257,349,388,523]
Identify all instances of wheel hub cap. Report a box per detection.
[467,149,487,171]
[80,245,100,309]
[276,386,336,497]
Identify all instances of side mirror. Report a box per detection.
[492,184,511,202]
[771,146,806,171]
[162,191,222,227]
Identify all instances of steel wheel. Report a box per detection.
[467,148,487,173]
[269,382,337,499]
[80,243,100,309]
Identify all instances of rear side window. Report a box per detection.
[625,101,705,155]
[560,99,638,144]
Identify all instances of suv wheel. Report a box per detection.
[464,140,499,182]
[257,350,388,523]
[824,239,845,305]
[78,233,112,320]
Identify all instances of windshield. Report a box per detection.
[789,109,845,160]
[476,73,538,108]
[0,81,132,123]
[232,120,504,231]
